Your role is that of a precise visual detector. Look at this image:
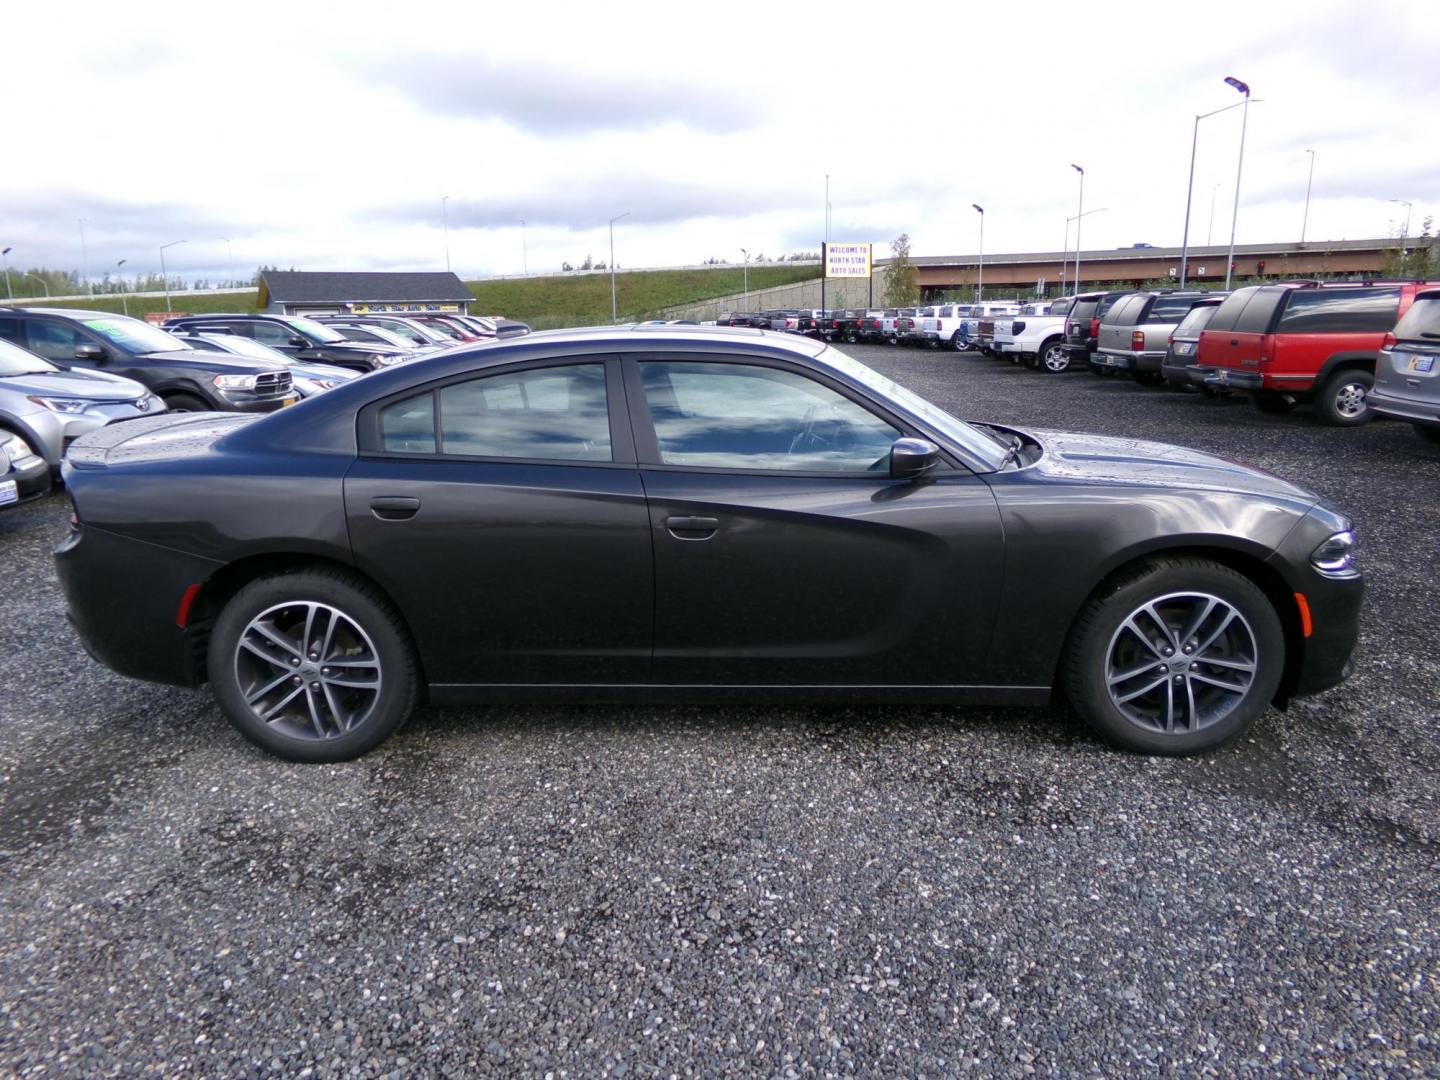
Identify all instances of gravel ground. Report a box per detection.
[1,343,1437,1077]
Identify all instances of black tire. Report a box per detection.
[1061,558,1284,755]
[164,392,212,412]
[951,333,970,352]
[844,331,858,344]
[207,568,419,762]
[1038,339,1069,373]
[1251,392,1294,414]
[1315,368,1374,427]
[1133,371,1165,387]
[1414,423,1440,445]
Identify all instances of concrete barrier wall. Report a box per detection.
[660,268,893,321]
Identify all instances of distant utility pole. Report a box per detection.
[117,259,128,316]
[1071,164,1085,290]
[441,196,451,273]
[1,246,11,300]
[1300,150,1315,245]
[79,217,91,294]
[741,248,749,307]
[609,211,630,323]
[972,204,985,302]
[520,219,528,275]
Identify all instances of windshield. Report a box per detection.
[281,316,347,344]
[193,334,294,364]
[374,320,434,345]
[81,316,189,354]
[0,337,59,376]
[1174,303,1220,337]
[1393,295,1440,340]
[821,345,1006,470]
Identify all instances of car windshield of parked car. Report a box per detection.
[821,346,1009,468]
[80,316,190,354]
[1393,295,1440,340]
[0,337,59,375]
[1174,304,1220,338]
[280,317,348,344]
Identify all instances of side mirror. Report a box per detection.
[289,336,309,348]
[74,343,105,361]
[889,437,940,481]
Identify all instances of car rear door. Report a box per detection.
[623,353,1005,688]
[1267,286,1401,391]
[344,357,654,688]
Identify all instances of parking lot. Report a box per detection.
[2,343,1437,1076]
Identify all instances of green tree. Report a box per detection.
[884,233,918,306]
[1382,216,1438,279]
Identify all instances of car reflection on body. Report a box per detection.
[168,330,360,397]
[56,326,1362,762]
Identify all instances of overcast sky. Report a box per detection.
[3,0,1435,286]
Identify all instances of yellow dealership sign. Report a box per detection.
[824,242,872,279]
[350,303,462,314]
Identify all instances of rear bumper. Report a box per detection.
[1194,366,1264,390]
[1092,350,1133,370]
[1367,385,1440,425]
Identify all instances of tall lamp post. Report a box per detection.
[740,248,749,309]
[2,246,11,301]
[441,196,451,273]
[1222,75,1251,290]
[217,237,235,285]
[159,240,186,313]
[1300,150,1316,245]
[971,204,985,302]
[1390,198,1413,238]
[117,259,129,317]
[23,273,50,298]
[520,219,528,275]
[1208,183,1221,246]
[78,217,91,295]
[609,211,629,323]
[1179,95,1253,285]
[1063,208,1108,293]
[1070,165,1085,291]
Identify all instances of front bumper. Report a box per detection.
[3,453,52,506]
[1367,385,1440,426]
[216,391,298,413]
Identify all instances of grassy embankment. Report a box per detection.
[0,265,818,328]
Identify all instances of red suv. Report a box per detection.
[1189,280,1440,425]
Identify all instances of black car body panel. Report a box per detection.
[56,327,1362,716]
[164,314,408,373]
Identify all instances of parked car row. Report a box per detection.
[957,281,1440,439]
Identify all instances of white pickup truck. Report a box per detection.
[990,297,1076,371]
[953,302,1022,352]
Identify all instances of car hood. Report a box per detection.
[317,341,408,356]
[139,348,289,372]
[290,361,358,381]
[1020,428,1318,504]
[0,368,149,400]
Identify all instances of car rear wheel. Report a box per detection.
[164,393,211,412]
[951,333,970,352]
[207,568,419,762]
[1039,340,1069,373]
[1061,558,1283,755]
[1316,369,1374,426]
[1250,392,1294,414]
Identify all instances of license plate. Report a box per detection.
[281,396,299,406]
[1173,342,1193,355]
[0,480,16,506]
[1216,370,1229,384]
[1410,355,1435,373]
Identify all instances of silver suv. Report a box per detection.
[1369,286,1440,444]
[1093,291,1211,385]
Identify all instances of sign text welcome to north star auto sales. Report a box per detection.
[824,243,872,279]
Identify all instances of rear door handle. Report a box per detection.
[370,496,420,520]
[1230,339,1239,346]
[664,515,719,540]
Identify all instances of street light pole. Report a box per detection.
[159,240,186,313]
[1300,150,1316,246]
[217,237,235,285]
[79,217,91,295]
[1390,199,1414,238]
[1,246,11,301]
[441,196,451,273]
[1223,75,1251,290]
[1071,165,1084,291]
[23,273,50,298]
[1065,208,1109,293]
[1208,184,1220,246]
[972,204,984,302]
[609,211,630,323]
[520,220,528,275]
[117,259,129,317]
[1179,96,1253,286]
[740,248,749,308]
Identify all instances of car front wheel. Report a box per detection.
[1061,558,1284,755]
[1316,369,1374,426]
[1039,341,1069,373]
[207,568,419,762]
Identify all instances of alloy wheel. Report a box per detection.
[1103,591,1257,735]
[1334,381,1368,419]
[1042,345,1069,372]
[233,601,383,741]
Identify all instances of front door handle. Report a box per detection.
[1230,339,1239,346]
[665,515,719,540]
[370,496,420,520]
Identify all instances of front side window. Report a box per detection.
[639,361,900,472]
[25,320,89,360]
[378,363,611,461]
[253,321,301,347]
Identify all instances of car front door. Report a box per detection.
[624,355,1005,689]
[344,357,653,689]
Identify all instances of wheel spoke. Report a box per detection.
[320,682,351,732]
[319,609,340,664]
[1197,655,1256,674]
[245,670,297,705]
[303,688,327,738]
[1141,604,1180,649]
[1177,597,1217,650]
[259,684,306,722]
[1182,677,1198,730]
[1115,674,1168,704]
[1108,661,1164,687]
[1121,618,1165,658]
[1194,610,1237,656]
[239,637,293,670]
[302,604,318,658]
[251,620,304,659]
[1189,670,1250,694]
[1163,679,1176,732]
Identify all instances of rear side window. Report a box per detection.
[1393,295,1440,340]
[1106,296,1147,326]
[1232,291,1285,333]
[1095,294,1127,318]
[1047,297,1075,317]
[1276,287,1401,334]
[1150,296,1203,322]
[1069,300,1099,323]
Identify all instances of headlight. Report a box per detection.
[1,433,38,461]
[373,354,410,367]
[212,374,258,391]
[1311,530,1357,576]
[26,395,92,414]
